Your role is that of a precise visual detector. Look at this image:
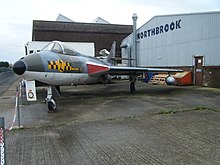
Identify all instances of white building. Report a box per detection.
[122,11,220,87]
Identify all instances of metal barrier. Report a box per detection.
[6,83,23,131]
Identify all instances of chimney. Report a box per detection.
[132,13,138,67]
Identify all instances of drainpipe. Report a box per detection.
[120,44,130,66]
[132,13,138,67]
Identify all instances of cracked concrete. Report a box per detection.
[1,76,220,165]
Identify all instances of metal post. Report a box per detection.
[132,13,138,67]
[16,86,21,128]
[20,81,23,106]
[0,117,6,165]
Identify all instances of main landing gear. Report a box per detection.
[130,74,136,93]
[46,86,57,112]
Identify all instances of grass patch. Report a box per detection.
[124,115,137,119]
[193,105,220,112]
[193,106,208,110]
[157,109,177,115]
[107,118,115,121]
[156,106,220,115]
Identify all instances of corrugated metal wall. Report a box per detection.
[122,12,220,67]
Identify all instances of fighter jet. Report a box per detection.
[13,41,181,112]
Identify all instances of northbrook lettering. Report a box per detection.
[137,19,181,40]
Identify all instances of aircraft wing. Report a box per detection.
[108,66,182,75]
[86,61,182,77]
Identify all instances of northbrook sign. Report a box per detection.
[137,19,182,40]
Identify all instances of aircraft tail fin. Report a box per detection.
[107,41,135,65]
[99,41,135,65]
[107,41,117,65]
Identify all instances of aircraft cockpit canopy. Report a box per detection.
[42,41,77,56]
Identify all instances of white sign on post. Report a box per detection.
[25,80,37,101]
[0,117,6,165]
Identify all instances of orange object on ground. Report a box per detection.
[174,71,193,86]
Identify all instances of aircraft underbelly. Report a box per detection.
[23,71,95,85]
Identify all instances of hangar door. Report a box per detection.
[194,56,204,86]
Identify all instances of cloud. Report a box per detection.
[0,0,219,63]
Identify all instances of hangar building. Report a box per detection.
[122,11,220,87]
[32,16,132,58]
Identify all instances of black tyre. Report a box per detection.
[130,82,136,93]
[48,101,56,111]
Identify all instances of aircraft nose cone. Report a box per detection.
[13,61,26,75]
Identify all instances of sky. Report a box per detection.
[0,0,220,63]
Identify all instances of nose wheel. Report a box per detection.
[47,99,57,112]
[46,86,57,112]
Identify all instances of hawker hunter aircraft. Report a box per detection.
[13,41,181,112]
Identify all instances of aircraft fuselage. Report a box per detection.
[13,50,107,85]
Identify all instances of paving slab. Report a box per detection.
[0,80,219,165]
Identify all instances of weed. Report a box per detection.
[157,109,177,115]
[107,118,115,121]
[193,106,207,110]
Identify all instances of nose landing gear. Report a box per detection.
[130,74,136,93]
[46,86,57,112]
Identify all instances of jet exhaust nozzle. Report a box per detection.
[165,76,176,85]
[13,61,26,75]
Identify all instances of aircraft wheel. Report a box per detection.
[130,82,136,93]
[47,99,57,112]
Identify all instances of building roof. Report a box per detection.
[56,14,74,22]
[138,10,220,31]
[33,20,131,34]
[56,14,110,24]
[91,17,110,24]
